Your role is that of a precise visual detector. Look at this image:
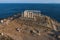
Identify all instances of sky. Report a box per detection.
[0,0,60,3]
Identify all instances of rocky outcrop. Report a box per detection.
[0,11,59,40]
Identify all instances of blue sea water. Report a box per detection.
[0,3,60,22]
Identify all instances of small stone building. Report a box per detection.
[22,10,41,18]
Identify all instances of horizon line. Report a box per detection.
[0,2,60,4]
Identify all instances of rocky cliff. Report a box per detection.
[0,12,60,40]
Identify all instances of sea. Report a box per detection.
[0,3,60,22]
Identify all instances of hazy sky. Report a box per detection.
[0,0,60,3]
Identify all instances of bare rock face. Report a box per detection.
[0,13,59,40]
